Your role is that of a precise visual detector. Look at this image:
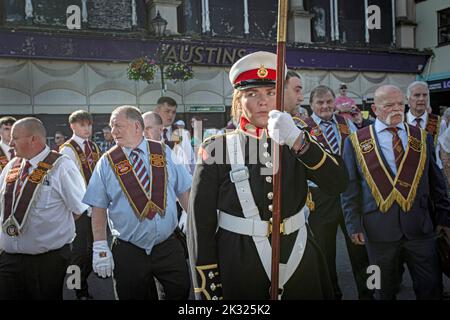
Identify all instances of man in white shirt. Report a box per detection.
[155,97,195,175]
[406,81,443,167]
[0,117,87,299]
[59,110,101,300]
[0,116,17,172]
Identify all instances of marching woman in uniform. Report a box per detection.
[187,51,349,300]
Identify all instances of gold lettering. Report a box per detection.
[179,45,194,63]
[237,49,247,60]
[193,47,204,63]
[205,47,218,64]
[165,45,178,62]
[223,48,237,65]
[215,47,222,65]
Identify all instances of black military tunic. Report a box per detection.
[188,122,349,300]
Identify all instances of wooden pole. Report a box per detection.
[271,0,288,300]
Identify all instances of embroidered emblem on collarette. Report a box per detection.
[408,136,421,152]
[360,139,374,154]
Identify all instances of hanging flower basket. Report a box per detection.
[165,62,194,83]
[127,57,158,83]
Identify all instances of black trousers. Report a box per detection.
[112,233,190,300]
[70,213,93,298]
[308,187,373,300]
[366,236,442,300]
[0,244,71,300]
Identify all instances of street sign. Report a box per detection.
[186,105,225,113]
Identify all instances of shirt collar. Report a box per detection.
[238,116,266,139]
[0,140,11,153]
[406,110,427,124]
[374,118,406,134]
[71,134,88,146]
[122,138,147,156]
[27,145,51,169]
[312,113,336,125]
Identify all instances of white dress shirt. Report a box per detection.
[406,110,442,168]
[59,134,91,175]
[0,141,13,161]
[0,146,88,254]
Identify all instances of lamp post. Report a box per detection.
[151,11,168,96]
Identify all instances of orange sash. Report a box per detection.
[351,124,426,212]
[107,140,167,221]
[2,151,61,236]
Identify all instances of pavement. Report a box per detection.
[63,227,450,300]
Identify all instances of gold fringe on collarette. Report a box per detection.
[350,126,427,213]
[434,116,441,146]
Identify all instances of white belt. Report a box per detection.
[218,210,305,237]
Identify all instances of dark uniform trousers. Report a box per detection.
[366,236,442,300]
[112,233,190,300]
[308,187,373,300]
[0,244,71,299]
[70,212,93,298]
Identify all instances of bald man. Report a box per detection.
[143,111,163,141]
[0,117,88,299]
[341,85,450,300]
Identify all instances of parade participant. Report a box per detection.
[284,70,304,116]
[59,110,101,300]
[83,105,192,300]
[155,97,195,174]
[0,116,17,171]
[188,51,349,300]
[300,85,372,300]
[334,83,357,120]
[155,96,178,148]
[406,81,443,167]
[341,85,450,300]
[143,111,164,141]
[0,117,88,299]
[51,131,66,151]
[99,126,115,153]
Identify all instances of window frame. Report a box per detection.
[437,7,450,46]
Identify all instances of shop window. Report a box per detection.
[438,8,450,45]
[209,0,244,37]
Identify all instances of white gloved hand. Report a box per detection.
[267,110,302,148]
[178,210,188,234]
[92,240,114,278]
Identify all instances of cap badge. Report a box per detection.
[257,65,268,78]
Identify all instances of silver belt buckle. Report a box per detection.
[229,167,250,183]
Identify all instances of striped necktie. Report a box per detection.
[83,140,94,166]
[130,148,150,193]
[322,121,339,154]
[415,118,422,128]
[386,127,404,170]
[16,160,31,199]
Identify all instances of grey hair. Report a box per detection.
[111,105,144,130]
[142,111,163,126]
[14,117,46,143]
[406,81,429,99]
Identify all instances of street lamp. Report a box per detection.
[151,11,168,95]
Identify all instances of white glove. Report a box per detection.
[268,110,302,148]
[92,240,114,278]
[178,210,187,234]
